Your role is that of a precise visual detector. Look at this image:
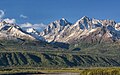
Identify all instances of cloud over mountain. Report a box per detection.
[0,10,4,19]
[3,18,16,24]
[20,14,28,19]
[20,22,47,32]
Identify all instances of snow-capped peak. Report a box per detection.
[52,18,71,26]
[40,16,120,43]
[61,18,66,21]
[59,18,69,26]
[26,28,45,41]
[26,28,36,33]
[1,16,120,44]
[80,16,89,20]
[0,21,37,41]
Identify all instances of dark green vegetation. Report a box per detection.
[0,40,120,74]
[0,52,120,68]
[0,40,120,68]
[70,42,120,54]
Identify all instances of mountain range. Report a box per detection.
[0,16,120,68]
[40,16,120,44]
[1,16,120,46]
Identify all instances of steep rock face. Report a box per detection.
[40,16,120,44]
[0,21,36,41]
[40,18,72,42]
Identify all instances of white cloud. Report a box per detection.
[0,10,5,19]
[20,22,47,32]
[33,23,47,29]
[20,22,32,27]
[20,14,28,19]
[3,18,16,24]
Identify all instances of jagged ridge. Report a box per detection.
[40,16,120,44]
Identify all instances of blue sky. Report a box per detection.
[0,0,120,24]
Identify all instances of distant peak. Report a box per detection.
[61,18,66,21]
[51,18,71,26]
[81,16,89,20]
[76,16,90,23]
[54,18,67,23]
[60,18,68,22]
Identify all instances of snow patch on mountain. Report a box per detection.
[0,16,120,44]
[40,16,120,43]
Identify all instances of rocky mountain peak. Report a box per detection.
[81,16,90,20]
[0,21,39,41]
[0,16,120,44]
[40,16,120,43]
[73,16,92,30]
[52,18,72,26]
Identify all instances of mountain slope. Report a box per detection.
[40,18,72,42]
[40,16,120,44]
[0,17,120,68]
[0,21,43,41]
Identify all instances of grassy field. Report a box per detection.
[79,67,120,75]
[0,67,120,75]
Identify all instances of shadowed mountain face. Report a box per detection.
[40,16,120,44]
